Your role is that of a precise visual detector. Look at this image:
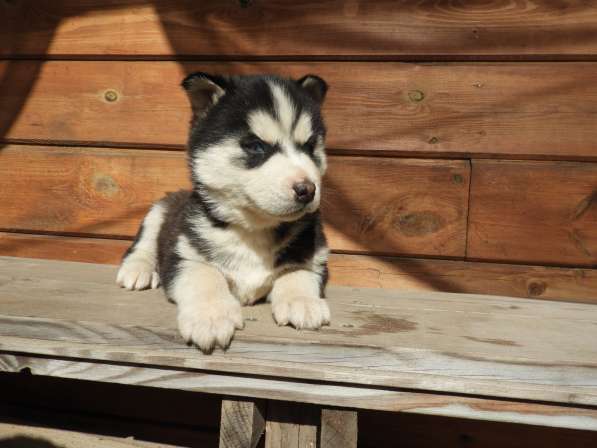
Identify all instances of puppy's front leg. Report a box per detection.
[170,260,244,353]
[270,270,330,330]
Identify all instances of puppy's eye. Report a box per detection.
[242,137,266,154]
[302,135,318,153]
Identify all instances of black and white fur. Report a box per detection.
[116,72,330,353]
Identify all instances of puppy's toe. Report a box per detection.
[273,296,330,330]
[116,256,156,291]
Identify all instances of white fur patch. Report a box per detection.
[172,259,244,352]
[269,82,295,133]
[116,202,165,290]
[247,109,284,144]
[293,112,312,144]
[270,270,330,329]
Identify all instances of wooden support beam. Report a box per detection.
[320,409,358,448]
[265,402,319,448]
[219,399,265,448]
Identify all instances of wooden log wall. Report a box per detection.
[1,0,596,306]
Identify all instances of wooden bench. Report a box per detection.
[2,256,596,447]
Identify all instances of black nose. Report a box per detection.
[293,180,316,204]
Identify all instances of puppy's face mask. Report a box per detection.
[183,73,328,227]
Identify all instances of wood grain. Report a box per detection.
[0,146,469,257]
[1,257,597,410]
[328,254,597,304]
[0,232,130,265]
[219,399,265,448]
[3,354,597,432]
[3,61,597,159]
[2,1,597,58]
[264,402,318,448]
[468,160,597,266]
[2,233,597,303]
[320,409,357,448]
[324,157,469,257]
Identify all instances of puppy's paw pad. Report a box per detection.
[272,296,330,330]
[178,298,244,353]
[116,257,158,290]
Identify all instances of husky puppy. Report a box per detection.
[116,72,330,353]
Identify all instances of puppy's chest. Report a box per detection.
[211,230,279,305]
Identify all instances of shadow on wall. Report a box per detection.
[0,1,594,292]
[0,436,63,448]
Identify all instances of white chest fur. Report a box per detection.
[214,229,277,305]
[178,224,279,305]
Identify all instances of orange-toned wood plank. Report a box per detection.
[3,61,597,160]
[2,1,597,58]
[0,146,190,238]
[2,233,596,303]
[324,157,468,257]
[0,233,128,265]
[0,146,469,257]
[468,160,597,266]
[329,254,597,304]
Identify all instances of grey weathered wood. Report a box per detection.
[320,409,358,448]
[219,399,265,448]
[2,352,597,432]
[1,257,597,431]
[265,402,318,448]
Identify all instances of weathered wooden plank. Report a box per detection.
[3,233,597,303]
[2,354,597,432]
[264,402,318,448]
[0,146,469,257]
[320,409,358,448]
[1,257,597,408]
[468,160,597,266]
[2,1,597,58]
[328,254,597,304]
[219,399,265,448]
[0,232,130,265]
[3,61,597,159]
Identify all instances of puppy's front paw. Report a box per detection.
[116,256,160,290]
[272,296,330,330]
[178,296,244,353]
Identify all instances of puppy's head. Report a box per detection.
[182,73,328,229]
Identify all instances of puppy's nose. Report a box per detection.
[292,180,316,204]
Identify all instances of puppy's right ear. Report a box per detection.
[181,72,228,122]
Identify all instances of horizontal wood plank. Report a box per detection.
[2,233,597,303]
[2,1,597,58]
[5,353,597,432]
[0,146,469,257]
[3,61,597,159]
[468,160,597,266]
[1,257,597,410]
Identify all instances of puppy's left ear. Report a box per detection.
[181,72,228,121]
[296,75,328,104]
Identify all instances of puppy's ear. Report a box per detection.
[181,72,228,121]
[296,75,328,103]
